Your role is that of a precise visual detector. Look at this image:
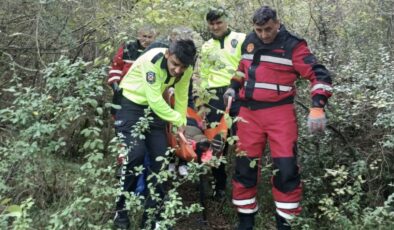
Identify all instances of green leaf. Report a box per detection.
[3,87,16,93]
[96,107,103,115]
[6,205,22,217]
[249,160,256,168]
[1,198,12,205]
[87,99,98,108]
[110,103,121,109]
[156,156,165,162]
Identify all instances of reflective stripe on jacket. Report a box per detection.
[107,41,144,84]
[231,26,332,103]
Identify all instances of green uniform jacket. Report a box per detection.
[200,31,245,88]
[120,48,192,127]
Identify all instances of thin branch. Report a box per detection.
[35,13,46,68]
[0,51,40,72]
[45,15,71,51]
[71,28,97,63]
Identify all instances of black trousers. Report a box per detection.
[206,86,240,191]
[114,95,168,224]
[111,89,122,117]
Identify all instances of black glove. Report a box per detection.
[111,82,123,117]
[111,82,121,93]
[312,94,328,108]
[111,82,123,99]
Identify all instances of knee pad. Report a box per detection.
[273,157,300,193]
[233,156,258,188]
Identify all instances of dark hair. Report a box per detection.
[206,7,227,22]
[252,6,277,25]
[168,39,196,66]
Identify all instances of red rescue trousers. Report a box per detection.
[232,104,302,220]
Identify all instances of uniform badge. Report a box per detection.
[231,39,238,48]
[246,43,254,53]
[146,71,156,84]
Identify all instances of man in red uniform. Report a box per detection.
[224,6,333,230]
[107,25,157,117]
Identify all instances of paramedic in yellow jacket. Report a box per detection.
[200,7,245,198]
[113,39,197,230]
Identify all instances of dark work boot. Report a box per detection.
[113,210,130,229]
[275,213,291,230]
[237,213,255,230]
[115,165,122,179]
[213,188,226,201]
[140,210,156,230]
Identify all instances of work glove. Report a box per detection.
[223,88,235,106]
[307,108,327,133]
[111,82,122,94]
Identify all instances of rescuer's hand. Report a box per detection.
[307,108,327,133]
[111,82,121,93]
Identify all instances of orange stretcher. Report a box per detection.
[167,94,232,163]
[165,91,233,224]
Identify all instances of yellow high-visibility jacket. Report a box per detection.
[200,31,245,88]
[120,48,192,127]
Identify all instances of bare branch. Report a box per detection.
[0,51,40,72]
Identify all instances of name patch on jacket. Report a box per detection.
[246,43,254,53]
[146,71,156,84]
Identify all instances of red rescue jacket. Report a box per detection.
[107,41,145,85]
[231,25,332,109]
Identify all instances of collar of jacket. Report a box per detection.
[254,24,288,47]
[146,39,170,51]
[136,40,145,50]
[211,29,231,40]
[160,55,167,69]
[275,24,288,43]
[160,55,173,83]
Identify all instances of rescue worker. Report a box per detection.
[107,25,157,117]
[113,39,197,229]
[146,26,197,176]
[108,25,157,189]
[224,6,333,230]
[199,7,245,198]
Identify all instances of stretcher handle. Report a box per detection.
[225,96,232,113]
[167,88,175,104]
[178,131,188,143]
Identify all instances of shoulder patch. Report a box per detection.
[246,43,255,53]
[146,71,156,84]
[231,39,238,48]
[150,53,164,64]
